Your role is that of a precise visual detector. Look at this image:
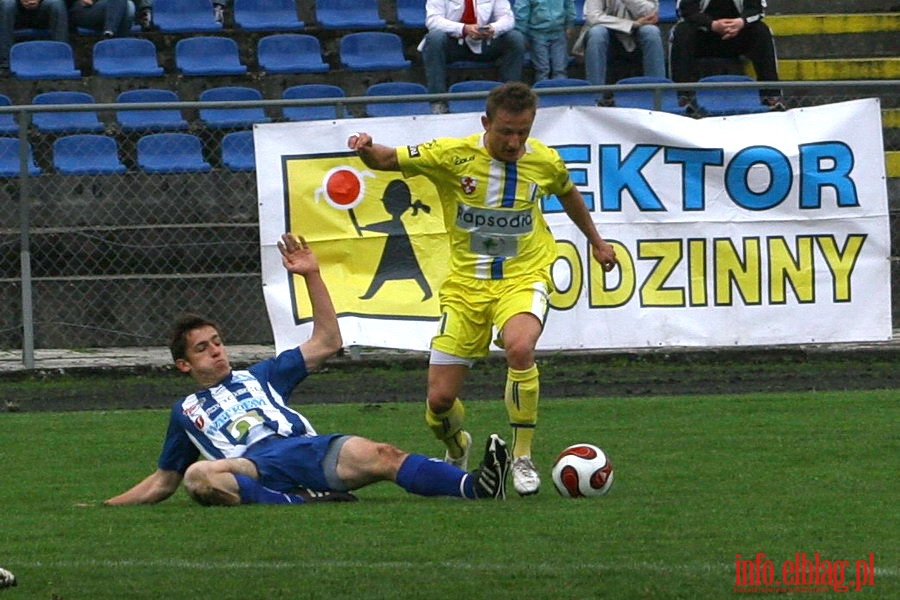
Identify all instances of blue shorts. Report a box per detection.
[243,434,350,492]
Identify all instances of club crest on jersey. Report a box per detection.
[460,176,478,195]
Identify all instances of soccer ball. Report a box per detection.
[551,443,615,498]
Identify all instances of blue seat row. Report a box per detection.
[9,0,677,35]
[9,31,410,79]
[0,131,255,176]
[6,86,346,134]
[0,75,767,143]
[148,0,304,33]
[233,0,386,31]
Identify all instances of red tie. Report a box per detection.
[461,0,476,25]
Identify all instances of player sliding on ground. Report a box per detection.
[104,233,509,506]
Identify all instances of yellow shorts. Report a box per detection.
[430,272,553,359]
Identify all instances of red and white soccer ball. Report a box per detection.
[551,443,615,498]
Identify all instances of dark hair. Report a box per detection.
[485,81,538,119]
[168,313,220,362]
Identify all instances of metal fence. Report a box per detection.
[1,79,898,367]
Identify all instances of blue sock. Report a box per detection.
[395,454,476,499]
[234,474,306,505]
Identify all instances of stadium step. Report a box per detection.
[775,0,899,14]
[766,13,900,58]
[777,57,900,81]
[767,12,900,35]
[767,13,900,59]
[887,151,899,178]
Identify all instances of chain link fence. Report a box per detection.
[1,79,897,362]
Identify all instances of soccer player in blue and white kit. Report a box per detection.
[105,233,510,506]
[349,82,618,497]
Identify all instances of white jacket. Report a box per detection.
[574,0,659,53]
[422,0,517,54]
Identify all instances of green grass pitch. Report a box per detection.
[0,390,896,599]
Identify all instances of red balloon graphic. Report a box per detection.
[326,168,361,207]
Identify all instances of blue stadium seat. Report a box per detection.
[12,27,51,41]
[0,94,19,135]
[53,134,126,175]
[137,132,211,174]
[339,32,411,71]
[365,82,431,118]
[612,76,683,114]
[92,38,164,78]
[115,88,189,132]
[76,23,142,37]
[315,0,385,29]
[257,34,328,74]
[448,80,501,114]
[695,75,769,116]
[658,0,678,23]
[198,86,271,129]
[153,0,223,33]
[282,84,346,121]
[10,40,80,79]
[573,0,585,25]
[396,0,426,27]
[221,130,256,172]
[234,0,304,30]
[0,137,41,177]
[32,91,105,134]
[533,78,597,107]
[175,36,247,76]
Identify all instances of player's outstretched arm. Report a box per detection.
[348,132,400,171]
[278,233,343,371]
[557,187,618,272]
[104,468,183,506]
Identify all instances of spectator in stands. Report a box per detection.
[134,0,151,31]
[669,0,783,109]
[572,0,666,86]
[420,0,526,110]
[0,0,69,70]
[212,0,224,24]
[68,0,134,38]
[514,0,577,82]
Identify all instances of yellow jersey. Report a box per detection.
[397,132,573,280]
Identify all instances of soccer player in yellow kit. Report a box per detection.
[349,81,618,495]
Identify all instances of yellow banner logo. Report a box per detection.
[284,152,449,320]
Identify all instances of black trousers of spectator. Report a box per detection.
[669,20,781,98]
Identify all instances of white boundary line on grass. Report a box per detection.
[15,559,900,579]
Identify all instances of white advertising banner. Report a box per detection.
[255,99,892,353]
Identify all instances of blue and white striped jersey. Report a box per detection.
[157,348,317,474]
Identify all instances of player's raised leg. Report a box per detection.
[425,362,473,469]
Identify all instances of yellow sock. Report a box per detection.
[425,398,468,458]
[505,364,539,458]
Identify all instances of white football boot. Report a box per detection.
[512,456,541,496]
